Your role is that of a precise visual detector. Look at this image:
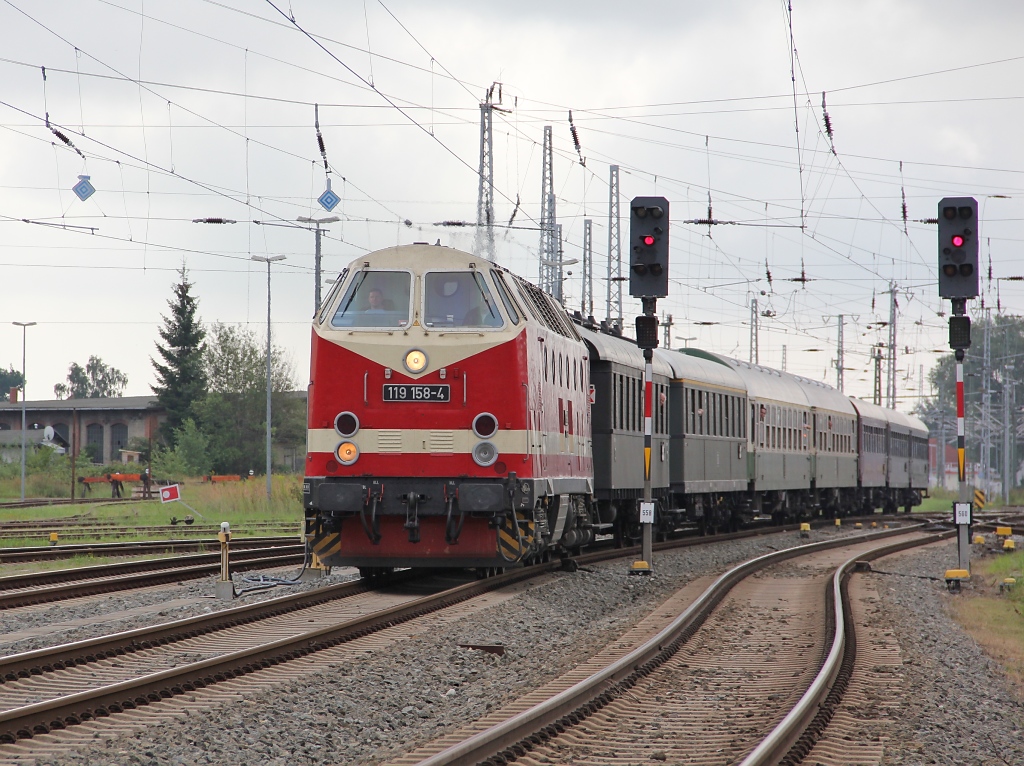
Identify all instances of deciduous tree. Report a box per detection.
[192,323,303,475]
[54,356,128,399]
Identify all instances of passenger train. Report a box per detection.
[302,244,929,574]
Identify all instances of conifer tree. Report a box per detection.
[152,266,207,446]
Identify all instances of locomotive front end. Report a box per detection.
[304,244,536,572]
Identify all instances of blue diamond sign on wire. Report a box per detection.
[72,175,95,201]
[318,177,340,212]
[318,186,340,212]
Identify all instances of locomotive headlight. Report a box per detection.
[404,349,428,374]
[335,411,359,437]
[336,441,359,465]
[472,440,499,467]
[472,412,499,439]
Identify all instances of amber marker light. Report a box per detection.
[336,441,359,465]
[404,349,428,373]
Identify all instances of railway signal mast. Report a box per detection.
[628,196,670,575]
[938,197,979,573]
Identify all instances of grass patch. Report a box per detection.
[918,495,955,513]
[0,475,304,543]
[946,550,1024,696]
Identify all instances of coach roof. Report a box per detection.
[577,325,674,377]
[654,347,746,392]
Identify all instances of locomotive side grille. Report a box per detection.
[429,430,455,453]
[377,430,403,452]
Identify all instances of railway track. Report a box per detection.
[0,521,935,755]
[0,522,299,543]
[392,525,951,766]
[0,535,300,564]
[0,546,307,610]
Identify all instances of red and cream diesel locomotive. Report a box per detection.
[303,243,596,574]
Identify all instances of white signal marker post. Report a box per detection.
[955,355,971,571]
[637,350,656,573]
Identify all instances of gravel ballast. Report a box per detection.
[2,526,1020,765]
[873,540,1024,766]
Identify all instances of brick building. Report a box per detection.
[0,396,165,464]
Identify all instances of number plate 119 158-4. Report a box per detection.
[382,384,450,402]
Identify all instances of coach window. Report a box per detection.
[622,380,630,434]
[617,375,624,430]
[624,376,629,431]
[633,379,639,432]
[331,270,412,328]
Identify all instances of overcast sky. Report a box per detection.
[2,0,1022,409]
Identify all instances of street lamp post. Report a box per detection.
[251,255,286,500]
[297,216,339,314]
[12,321,37,502]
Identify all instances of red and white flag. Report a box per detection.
[160,484,181,504]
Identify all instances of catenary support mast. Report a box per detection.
[539,126,556,297]
[606,165,621,332]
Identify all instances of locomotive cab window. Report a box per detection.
[424,271,504,329]
[490,270,522,324]
[331,270,412,328]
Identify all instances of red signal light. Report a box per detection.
[642,234,656,247]
[951,234,965,248]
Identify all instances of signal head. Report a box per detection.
[937,196,979,300]
[628,196,670,298]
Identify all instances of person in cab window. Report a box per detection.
[366,288,387,313]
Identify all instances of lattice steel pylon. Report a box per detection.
[886,282,897,410]
[606,164,621,331]
[539,125,558,298]
[750,297,759,364]
[474,83,500,263]
[836,314,845,392]
[582,218,593,317]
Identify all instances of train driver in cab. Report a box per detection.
[365,287,388,313]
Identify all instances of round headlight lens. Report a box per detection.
[472,412,498,439]
[336,441,359,465]
[404,349,428,374]
[335,411,359,437]
[472,440,499,467]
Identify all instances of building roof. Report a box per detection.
[0,396,160,413]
